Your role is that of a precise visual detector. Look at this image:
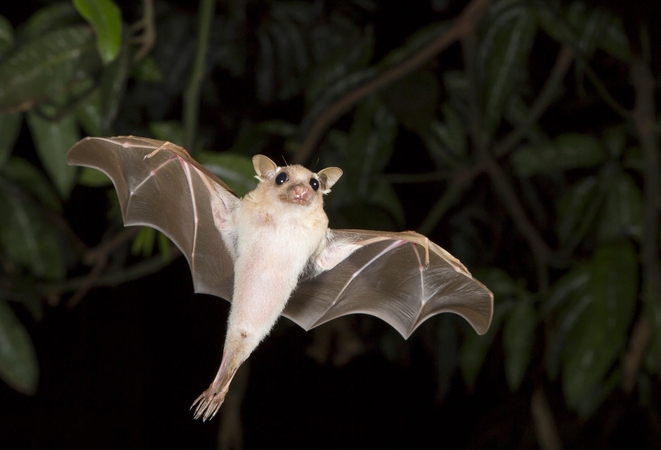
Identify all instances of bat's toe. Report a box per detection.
[191,388,227,421]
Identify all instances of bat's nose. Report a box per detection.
[291,184,310,201]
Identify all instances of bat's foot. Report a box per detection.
[191,387,227,421]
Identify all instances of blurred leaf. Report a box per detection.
[297,67,377,142]
[21,2,81,39]
[198,152,258,197]
[0,181,65,280]
[556,176,600,246]
[0,112,22,167]
[75,88,103,136]
[564,5,629,62]
[561,240,637,417]
[78,167,111,187]
[0,300,39,395]
[473,267,521,300]
[422,104,467,167]
[381,69,438,133]
[479,1,538,133]
[597,171,643,242]
[379,20,451,69]
[231,120,296,155]
[533,1,576,44]
[460,302,513,389]
[542,261,591,317]
[132,226,155,257]
[603,125,626,159]
[503,296,536,390]
[149,121,185,146]
[131,56,164,82]
[306,26,373,106]
[511,133,607,176]
[0,15,14,58]
[73,0,122,64]
[342,98,396,178]
[545,262,591,380]
[0,26,100,111]
[1,157,62,212]
[26,111,79,198]
[255,29,275,103]
[443,71,471,119]
[366,179,405,227]
[98,28,130,131]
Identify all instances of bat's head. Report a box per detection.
[252,155,342,208]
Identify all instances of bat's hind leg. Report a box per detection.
[191,353,242,421]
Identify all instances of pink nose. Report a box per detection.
[292,184,309,201]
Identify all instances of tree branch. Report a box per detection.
[292,0,492,164]
[183,0,216,150]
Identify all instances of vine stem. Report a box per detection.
[630,55,661,392]
[184,0,216,150]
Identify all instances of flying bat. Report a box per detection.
[66,136,493,421]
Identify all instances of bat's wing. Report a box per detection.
[67,136,239,301]
[283,229,494,338]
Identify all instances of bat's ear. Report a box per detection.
[317,167,343,192]
[253,155,278,180]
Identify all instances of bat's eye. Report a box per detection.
[309,178,319,191]
[275,172,288,185]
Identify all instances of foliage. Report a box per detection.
[0,0,659,446]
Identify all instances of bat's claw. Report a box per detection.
[191,388,227,421]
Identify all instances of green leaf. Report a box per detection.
[556,176,600,246]
[21,2,81,39]
[197,152,258,197]
[511,133,607,176]
[603,125,626,159]
[561,240,637,417]
[75,88,103,136]
[546,265,592,379]
[0,112,22,167]
[27,111,80,198]
[0,26,100,111]
[475,266,523,299]
[131,56,164,82]
[597,13,630,61]
[0,15,14,58]
[98,28,130,131]
[422,104,467,167]
[26,111,79,198]
[306,26,373,106]
[2,157,62,212]
[542,261,591,317]
[533,1,576,44]
[0,300,39,395]
[597,171,643,242]
[78,167,111,187]
[379,20,451,69]
[149,121,184,146]
[73,0,122,64]
[231,120,296,155]
[479,1,538,133]
[366,179,405,228]
[132,226,156,257]
[381,69,438,133]
[503,297,536,390]
[0,181,65,280]
[460,302,512,389]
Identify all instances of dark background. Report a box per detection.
[1,0,660,448]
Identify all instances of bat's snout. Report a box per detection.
[288,184,311,205]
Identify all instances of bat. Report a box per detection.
[66,136,494,421]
